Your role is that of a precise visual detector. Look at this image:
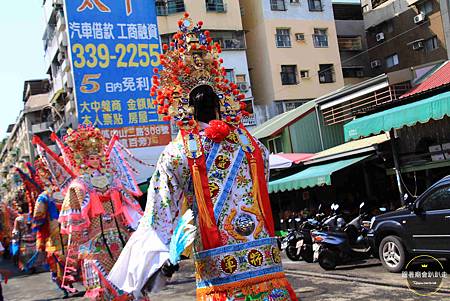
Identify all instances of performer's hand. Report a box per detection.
[160,260,179,278]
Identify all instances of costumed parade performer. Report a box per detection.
[109,14,298,301]
[29,135,80,298]
[11,164,45,271]
[57,126,144,300]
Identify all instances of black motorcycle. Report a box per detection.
[281,203,340,262]
[312,202,386,270]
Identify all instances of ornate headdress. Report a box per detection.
[33,158,53,190]
[64,126,108,174]
[151,13,249,130]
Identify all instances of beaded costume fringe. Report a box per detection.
[196,272,298,301]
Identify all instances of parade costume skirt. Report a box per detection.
[194,237,298,301]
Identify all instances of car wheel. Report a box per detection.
[285,245,301,261]
[379,235,406,273]
[318,249,337,270]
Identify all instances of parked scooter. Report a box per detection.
[312,202,386,270]
[281,203,341,262]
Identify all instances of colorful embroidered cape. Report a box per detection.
[109,128,297,301]
[59,173,143,300]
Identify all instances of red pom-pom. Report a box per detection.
[204,30,210,36]
[177,121,184,127]
[226,116,232,122]
[163,116,171,121]
[178,20,183,27]
[232,89,239,95]
[184,12,190,18]
[240,102,247,110]
[188,119,195,126]
[204,120,230,143]
[198,21,204,26]
[163,44,169,51]
[153,68,159,74]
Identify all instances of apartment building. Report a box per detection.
[42,0,76,137]
[240,0,344,124]
[156,0,256,126]
[0,80,52,164]
[362,0,450,76]
[333,0,370,85]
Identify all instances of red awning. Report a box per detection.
[274,153,314,164]
[401,61,450,98]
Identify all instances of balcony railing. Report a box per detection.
[321,83,411,125]
[338,37,363,51]
[211,31,246,50]
[206,1,227,12]
[156,0,185,16]
[31,122,53,134]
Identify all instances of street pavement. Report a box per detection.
[2,256,449,300]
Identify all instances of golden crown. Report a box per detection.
[151,13,248,129]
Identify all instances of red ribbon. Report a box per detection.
[181,127,222,250]
[239,125,275,237]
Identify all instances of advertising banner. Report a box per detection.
[64,0,170,150]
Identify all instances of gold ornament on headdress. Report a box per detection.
[64,126,108,173]
[150,13,249,130]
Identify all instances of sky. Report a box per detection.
[0,1,46,138]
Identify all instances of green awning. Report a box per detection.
[269,155,370,193]
[344,91,450,141]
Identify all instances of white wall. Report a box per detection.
[263,0,335,21]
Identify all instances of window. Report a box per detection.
[385,53,399,68]
[267,136,283,154]
[276,28,292,48]
[338,36,363,51]
[280,65,298,85]
[236,74,246,82]
[300,70,310,78]
[313,28,328,48]
[371,0,388,9]
[425,36,439,52]
[206,0,226,12]
[342,67,364,78]
[308,0,322,11]
[418,0,433,15]
[271,0,286,11]
[156,0,185,16]
[210,31,246,50]
[285,101,305,111]
[385,21,394,33]
[318,64,335,83]
[225,69,235,83]
[422,186,450,211]
[290,0,300,3]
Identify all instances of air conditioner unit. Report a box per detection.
[295,33,305,41]
[375,32,385,42]
[370,60,381,68]
[237,82,250,92]
[414,12,426,24]
[412,41,424,50]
